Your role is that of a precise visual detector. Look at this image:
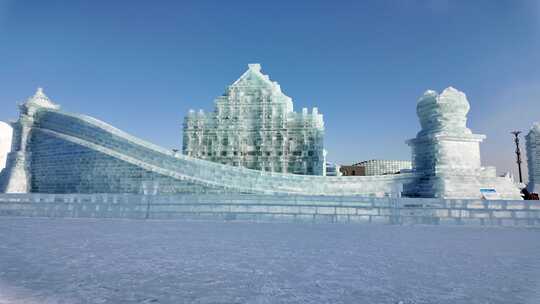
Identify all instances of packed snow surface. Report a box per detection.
[0,218,539,304]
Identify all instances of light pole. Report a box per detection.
[511,131,523,184]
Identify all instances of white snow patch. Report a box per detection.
[0,122,12,171]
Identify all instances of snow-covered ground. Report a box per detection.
[0,218,539,304]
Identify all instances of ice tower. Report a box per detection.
[404,87,522,199]
[183,64,325,175]
[526,123,540,193]
[0,88,59,193]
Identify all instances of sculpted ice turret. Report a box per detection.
[417,88,471,134]
[411,87,485,175]
[404,87,522,199]
[0,88,60,193]
[526,123,540,193]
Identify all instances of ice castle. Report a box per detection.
[183,64,325,175]
[0,82,523,199]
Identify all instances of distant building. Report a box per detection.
[340,160,412,176]
[339,165,365,176]
[526,123,540,193]
[183,64,325,175]
[325,162,341,176]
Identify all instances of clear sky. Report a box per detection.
[0,0,539,181]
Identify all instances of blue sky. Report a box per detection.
[0,0,539,180]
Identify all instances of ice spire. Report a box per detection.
[248,63,261,72]
[25,87,59,109]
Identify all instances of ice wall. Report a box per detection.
[1,193,538,226]
[0,121,13,171]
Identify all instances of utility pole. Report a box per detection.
[511,131,523,183]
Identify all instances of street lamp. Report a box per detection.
[511,131,523,184]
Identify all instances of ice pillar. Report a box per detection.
[0,88,60,193]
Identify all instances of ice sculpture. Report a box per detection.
[0,88,59,193]
[0,85,523,200]
[526,123,540,193]
[0,88,411,196]
[183,64,325,175]
[404,87,522,199]
[0,121,13,171]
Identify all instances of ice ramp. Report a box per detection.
[9,109,413,195]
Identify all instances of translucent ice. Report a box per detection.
[183,64,326,175]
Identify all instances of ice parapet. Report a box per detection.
[526,122,540,193]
